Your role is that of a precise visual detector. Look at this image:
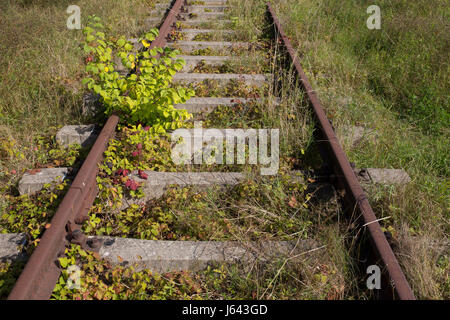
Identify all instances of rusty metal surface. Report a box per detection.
[8,0,185,301]
[266,2,415,300]
[151,0,184,49]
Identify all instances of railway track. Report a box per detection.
[4,0,415,300]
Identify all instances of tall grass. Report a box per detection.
[269,0,449,299]
[0,0,156,180]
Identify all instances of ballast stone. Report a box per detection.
[0,233,27,263]
[356,168,411,185]
[56,124,98,147]
[18,167,70,195]
[93,237,319,273]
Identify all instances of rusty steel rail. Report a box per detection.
[152,0,184,48]
[7,115,119,300]
[266,2,415,300]
[8,0,184,300]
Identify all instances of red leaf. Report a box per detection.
[125,179,139,191]
[27,169,41,175]
[138,170,148,180]
[130,181,138,191]
[288,196,298,208]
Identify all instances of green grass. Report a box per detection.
[52,243,357,300]
[0,0,160,224]
[2,0,447,300]
[191,31,234,42]
[0,0,156,177]
[268,0,449,299]
[74,0,366,299]
[0,0,158,300]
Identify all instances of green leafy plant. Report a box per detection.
[231,16,239,28]
[192,32,213,41]
[100,124,175,176]
[0,180,68,249]
[51,244,341,300]
[52,244,205,300]
[83,124,178,236]
[81,15,194,132]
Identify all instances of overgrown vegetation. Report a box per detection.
[184,79,266,98]
[0,261,26,299]
[2,0,447,301]
[86,164,335,241]
[68,0,362,300]
[0,0,164,235]
[0,179,70,299]
[0,0,158,177]
[191,31,234,42]
[175,20,234,30]
[267,0,449,299]
[0,180,69,249]
[0,0,163,299]
[52,243,357,300]
[82,16,194,131]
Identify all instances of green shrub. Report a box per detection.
[82,16,194,132]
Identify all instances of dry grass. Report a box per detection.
[0,0,156,190]
[269,0,449,299]
[2,0,447,300]
[395,223,449,299]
